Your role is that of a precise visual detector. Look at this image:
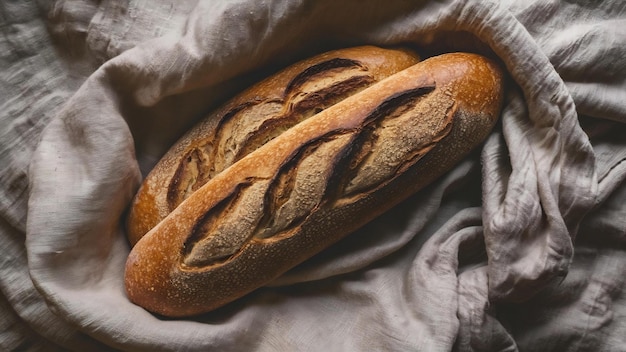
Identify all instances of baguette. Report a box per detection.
[125,48,504,317]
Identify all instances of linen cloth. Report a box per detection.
[1,0,625,351]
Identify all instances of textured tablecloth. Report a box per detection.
[1,1,625,351]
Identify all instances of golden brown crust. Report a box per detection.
[126,45,421,246]
[124,50,504,317]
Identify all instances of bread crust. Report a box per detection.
[125,49,503,317]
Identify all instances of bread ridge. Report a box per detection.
[124,51,504,317]
[126,45,422,246]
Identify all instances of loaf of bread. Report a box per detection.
[125,46,504,317]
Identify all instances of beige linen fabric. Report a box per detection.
[1,0,625,351]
